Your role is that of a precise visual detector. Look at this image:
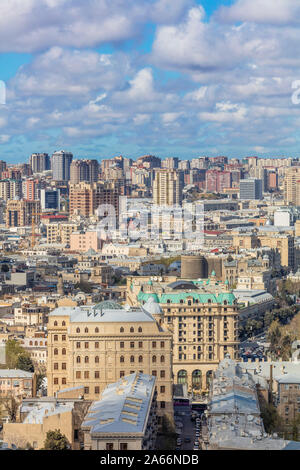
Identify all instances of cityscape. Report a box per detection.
[1,0,300,458]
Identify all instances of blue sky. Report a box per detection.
[1,0,300,163]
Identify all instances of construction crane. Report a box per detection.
[31,211,42,248]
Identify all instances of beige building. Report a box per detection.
[153,169,182,206]
[46,222,80,246]
[284,167,300,205]
[47,302,173,421]
[0,369,35,400]
[3,395,90,450]
[70,230,101,253]
[127,275,239,392]
[6,199,41,228]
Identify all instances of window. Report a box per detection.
[84,356,89,363]
[54,363,58,370]
[54,378,58,385]
[106,443,114,450]
[95,342,99,349]
[138,327,142,333]
[139,342,143,348]
[76,342,80,349]
[161,342,165,348]
[120,443,128,450]
[95,371,100,379]
[95,386,100,394]
[76,328,80,333]
[84,387,89,394]
[62,363,66,370]
[120,356,125,363]
[54,321,58,326]
[120,342,124,348]
[160,386,165,393]
[152,356,157,363]
[120,371,125,378]
[84,371,89,379]
[62,321,66,326]
[62,348,66,355]
[54,335,58,341]
[95,356,99,363]
[95,327,99,333]
[152,342,157,348]
[62,378,66,385]
[54,348,58,355]
[152,370,157,376]
[120,327,124,333]
[62,335,66,341]
[76,371,81,379]
[76,356,81,363]
[160,401,165,409]
[160,370,165,378]
[85,342,89,349]
[130,327,134,333]
[130,355,135,363]
[160,356,165,363]
[139,356,143,363]
[84,328,89,333]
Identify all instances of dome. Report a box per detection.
[142,296,162,315]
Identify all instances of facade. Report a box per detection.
[276,375,300,425]
[127,275,239,392]
[47,303,173,419]
[0,179,22,201]
[82,372,157,450]
[40,189,60,211]
[0,369,35,400]
[6,200,41,227]
[240,178,263,200]
[69,181,120,217]
[70,159,99,184]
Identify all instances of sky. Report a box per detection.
[1,0,300,163]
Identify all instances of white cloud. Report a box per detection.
[0,0,193,52]
[216,0,300,25]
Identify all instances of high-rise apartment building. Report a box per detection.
[284,167,300,205]
[0,179,22,201]
[47,303,173,419]
[29,153,50,173]
[41,189,60,211]
[51,150,73,181]
[70,159,99,184]
[153,169,182,206]
[69,181,120,218]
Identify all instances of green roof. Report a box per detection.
[138,290,236,305]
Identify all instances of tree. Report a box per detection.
[0,393,19,422]
[43,429,70,450]
[16,353,34,373]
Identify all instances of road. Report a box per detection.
[174,406,202,450]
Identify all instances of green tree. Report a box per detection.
[16,354,34,372]
[5,340,25,369]
[43,429,70,450]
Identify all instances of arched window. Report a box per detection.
[130,355,135,363]
[76,356,81,363]
[54,348,58,355]
[224,300,228,306]
[54,321,58,326]
[130,327,134,333]
[152,355,157,363]
[29,341,33,346]
[95,356,99,363]
[160,355,165,363]
[84,328,89,333]
[62,348,66,355]
[177,370,187,384]
[84,356,89,363]
[120,327,124,333]
[95,327,99,333]
[34,341,38,346]
[139,356,143,363]
[120,356,124,363]
[208,299,212,304]
[192,370,202,390]
[40,341,43,346]
[62,321,66,326]
[138,327,142,333]
[167,299,171,304]
[76,328,80,333]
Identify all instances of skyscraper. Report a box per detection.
[29,153,50,173]
[51,150,73,181]
[153,169,183,206]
